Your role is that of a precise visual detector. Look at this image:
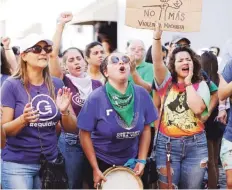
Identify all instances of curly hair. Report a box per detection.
[168,47,202,83]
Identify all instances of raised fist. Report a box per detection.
[57,12,73,25]
[1,37,11,49]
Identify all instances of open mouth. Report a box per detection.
[76,66,81,70]
[119,66,126,72]
[182,67,189,72]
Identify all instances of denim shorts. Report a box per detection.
[155,132,208,189]
[1,161,41,189]
[220,137,232,170]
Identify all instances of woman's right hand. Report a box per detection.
[1,37,11,49]
[57,12,73,25]
[153,22,163,39]
[93,168,107,189]
[217,109,227,125]
[20,103,40,125]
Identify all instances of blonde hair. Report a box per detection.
[13,56,55,102]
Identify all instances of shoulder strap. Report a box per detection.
[154,81,172,151]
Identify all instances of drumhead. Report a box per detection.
[100,166,143,189]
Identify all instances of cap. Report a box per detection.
[171,35,191,45]
[19,33,53,53]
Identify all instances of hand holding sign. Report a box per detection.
[153,23,163,39]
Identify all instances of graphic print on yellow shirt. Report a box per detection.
[157,77,210,137]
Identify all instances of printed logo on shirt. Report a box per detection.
[31,94,58,122]
[116,130,140,139]
[106,109,113,116]
[72,92,85,107]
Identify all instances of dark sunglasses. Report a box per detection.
[110,55,130,64]
[25,45,52,54]
[175,44,190,48]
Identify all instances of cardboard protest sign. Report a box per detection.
[125,0,202,32]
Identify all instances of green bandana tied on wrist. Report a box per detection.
[105,82,135,127]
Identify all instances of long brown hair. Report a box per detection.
[1,47,12,75]
[168,47,202,83]
[12,56,55,102]
[201,51,219,86]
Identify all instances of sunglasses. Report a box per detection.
[175,44,190,48]
[25,45,52,54]
[110,55,130,64]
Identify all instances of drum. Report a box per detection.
[99,166,143,189]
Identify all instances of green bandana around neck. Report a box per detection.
[105,82,135,127]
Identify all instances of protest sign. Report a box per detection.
[125,0,202,32]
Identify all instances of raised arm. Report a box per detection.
[152,24,168,86]
[1,37,18,73]
[49,12,73,79]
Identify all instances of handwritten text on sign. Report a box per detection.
[125,0,202,32]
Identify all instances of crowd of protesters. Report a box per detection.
[0,12,232,189]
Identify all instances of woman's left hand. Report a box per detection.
[56,87,72,113]
[184,61,193,86]
[133,162,145,176]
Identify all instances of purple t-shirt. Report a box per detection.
[1,77,64,164]
[1,74,9,86]
[63,75,102,116]
[77,84,158,165]
[61,75,102,144]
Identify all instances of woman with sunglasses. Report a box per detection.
[152,26,210,189]
[1,33,77,189]
[49,12,102,189]
[78,52,158,188]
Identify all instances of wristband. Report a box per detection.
[4,48,11,50]
[153,38,161,40]
[218,104,226,111]
[137,159,146,165]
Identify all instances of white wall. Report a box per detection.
[117,0,232,53]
